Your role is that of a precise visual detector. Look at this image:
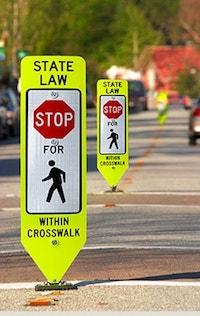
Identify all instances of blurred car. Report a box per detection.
[0,87,19,137]
[86,86,95,108]
[0,85,9,139]
[6,88,19,136]
[168,92,181,106]
[0,104,8,139]
[128,79,148,111]
[181,95,192,110]
[189,99,200,145]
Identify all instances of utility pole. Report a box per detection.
[0,5,9,66]
[12,0,21,78]
[133,30,138,70]
[12,0,24,78]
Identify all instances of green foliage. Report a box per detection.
[0,0,14,64]
[0,0,186,85]
[20,0,160,86]
[108,1,160,67]
[21,0,68,54]
[175,70,200,98]
[135,0,181,44]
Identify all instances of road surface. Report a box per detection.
[1,106,200,310]
[1,106,200,277]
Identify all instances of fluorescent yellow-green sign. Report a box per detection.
[97,79,128,188]
[21,56,87,283]
[156,91,168,125]
[157,104,168,125]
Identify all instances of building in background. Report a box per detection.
[143,45,200,93]
[105,65,141,81]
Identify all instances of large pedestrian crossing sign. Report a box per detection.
[20,56,87,284]
[97,79,128,188]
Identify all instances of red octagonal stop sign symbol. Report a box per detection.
[34,100,75,139]
[103,100,123,119]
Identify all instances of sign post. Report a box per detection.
[97,79,128,190]
[156,90,168,125]
[20,56,86,290]
[157,102,168,125]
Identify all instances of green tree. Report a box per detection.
[176,69,200,98]
[0,0,25,75]
[20,0,160,86]
[21,0,68,55]
[135,0,181,44]
[108,1,160,68]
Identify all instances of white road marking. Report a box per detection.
[89,204,105,208]
[1,204,200,212]
[1,280,200,290]
[5,194,15,198]
[84,245,200,251]
[0,282,38,289]
[0,249,25,255]
[90,192,200,196]
[88,280,200,287]
[89,204,200,208]
[1,207,20,211]
[1,245,200,255]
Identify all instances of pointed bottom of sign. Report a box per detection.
[35,281,78,291]
[104,186,124,193]
[97,164,129,191]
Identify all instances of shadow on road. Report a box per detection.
[75,271,200,288]
[0,137,20,177]
[0,136,19,146]
[87,154,97,172]
[0,158,19,176]
[136,271,200,281]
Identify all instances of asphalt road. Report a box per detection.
[1,203,200,253]
[1,203,200,283]
[87,105,200,193]
[1,105,200,196]
[1,106,200,283]
[2,106,200,311]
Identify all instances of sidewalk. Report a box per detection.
[1,281,200,311]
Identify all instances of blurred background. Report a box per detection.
[0,0,200,138]
[0,0,200,98]
[0,0,200,154]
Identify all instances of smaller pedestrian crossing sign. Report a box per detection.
[97,80,128,188]
[100,95,126,155]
